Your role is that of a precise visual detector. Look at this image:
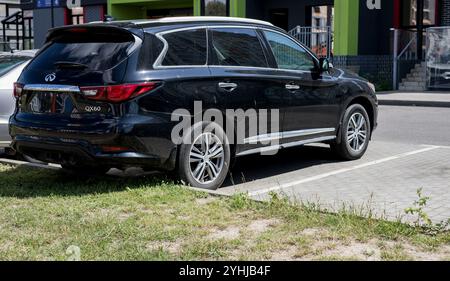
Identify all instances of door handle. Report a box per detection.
[218,82,238,92]
[285,84,300,91]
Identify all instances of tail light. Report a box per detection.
[80,82,158,103]
[13,83,24,98]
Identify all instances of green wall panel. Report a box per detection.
[334,0,359,56]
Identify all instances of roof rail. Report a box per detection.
[131,16,274,27]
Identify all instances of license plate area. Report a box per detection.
[24,92,71,114]
[22,91,111,115]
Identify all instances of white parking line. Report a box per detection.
[248,145,441,197]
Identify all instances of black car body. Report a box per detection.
[10,17,378,189]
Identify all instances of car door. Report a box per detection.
[207,27,284,155]
[261,29,340,145]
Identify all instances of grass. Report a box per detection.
[0,164,449,261]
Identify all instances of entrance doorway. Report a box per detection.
[269,9,288,31]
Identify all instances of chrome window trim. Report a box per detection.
[23,84,80,93]
[244,128,335,144]
[151,25,329,79]
[237,135,336,157]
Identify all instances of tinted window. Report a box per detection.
[0,56,29,77]
[161,29,207,66]
[263,30,315,71]
[210,28,267,67]
[27,35,133,72]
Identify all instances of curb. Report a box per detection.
[378,99,450,108]
[0,158,60,170]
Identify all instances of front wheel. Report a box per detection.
[177,122,230,190]
[331,104,371,160]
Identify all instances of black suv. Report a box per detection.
[10,17,378,190]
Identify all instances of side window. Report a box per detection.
[161,29,207,66]
[210,28,268,68]
[263,30,316,71]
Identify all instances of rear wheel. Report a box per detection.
[177,122,230,190]
[331,104,371,160]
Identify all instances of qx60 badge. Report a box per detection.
[45,73,56,82]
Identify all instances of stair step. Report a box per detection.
[403,78,427,83]
[407,74,426,80]
[402,81,425,87]
[399,85,427,91]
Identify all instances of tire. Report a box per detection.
[331,104,371,160]
[61,164,111,175]
[177,122,231,190]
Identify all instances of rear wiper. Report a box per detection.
[54,61,89,69]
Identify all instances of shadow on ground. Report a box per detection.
[225,144,340,186]
[0,144,340,198]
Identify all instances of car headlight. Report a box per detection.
[367,82,376,93]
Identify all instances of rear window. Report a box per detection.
[0,56,29,77]
[27,34,134,72]
[160,29,207,66]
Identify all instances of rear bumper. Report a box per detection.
[13,136,176,170]
[9,114,178,170]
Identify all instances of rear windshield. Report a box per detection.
[0,56,29,77]
[27,35,134,72]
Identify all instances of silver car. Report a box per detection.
[0,50,36,152]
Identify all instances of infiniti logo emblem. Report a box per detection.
[45,73,56,82]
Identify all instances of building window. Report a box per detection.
[401,0,436,27]
[201,0,229,16]
[0,4,6,18]
[69,7,84,25]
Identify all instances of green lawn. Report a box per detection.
[0,163,449,261]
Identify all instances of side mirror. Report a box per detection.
[319,58,331,72]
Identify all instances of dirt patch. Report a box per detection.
[300,228,329,237]
[195,197,218,205]
[146,240,182,254]
[270,246,299,261]
[403,243,450,261]
[247,219,280,234]
[320,240,381,261]
[208,226,241,240]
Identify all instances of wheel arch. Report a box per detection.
[337,96,376,143]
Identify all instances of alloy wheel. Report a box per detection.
[346,112,368,152]
[189,132,225,184]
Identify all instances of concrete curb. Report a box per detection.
[378,99,450,108]
[0,158,60,170]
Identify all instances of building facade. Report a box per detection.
[3,0,450,89]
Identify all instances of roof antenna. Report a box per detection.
[104,15,115,22]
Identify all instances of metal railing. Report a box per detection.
[1,11,33,50]
[392,28,425,90]
[289,26,333,58]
